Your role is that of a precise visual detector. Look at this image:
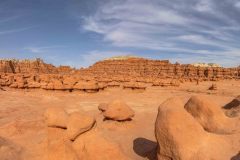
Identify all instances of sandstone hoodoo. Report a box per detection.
[73,80,104,93]
[155,97,240,160]
[102,100,135,121]
[67,112,96,141]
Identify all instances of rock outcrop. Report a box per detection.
[46,108,128,160]
[184,96,240,134]
[80,58,240,82]
[0,57,239,92]
[155,97,240,160]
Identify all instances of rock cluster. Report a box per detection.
[45,107,128,160]
[0,73,106,92]
[155,96,240,160]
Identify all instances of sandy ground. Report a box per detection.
[0,80,239,160]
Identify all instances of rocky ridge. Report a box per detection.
[0,57,239,91]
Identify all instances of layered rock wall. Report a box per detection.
[80,58,240,80]
[0,58,73,74]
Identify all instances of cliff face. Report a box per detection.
[0,57,239,91]
[0,58,73,74]
[0,58,239,80]
[79,58,240,80]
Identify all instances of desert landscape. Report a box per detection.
[0,57,239,160]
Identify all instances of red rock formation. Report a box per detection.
[79,58,240,82]
[0,57,239,91]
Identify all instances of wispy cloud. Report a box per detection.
[0,26,34,35]
[79,0,240,66]
[24,45,67,53]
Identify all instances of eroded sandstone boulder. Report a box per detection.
[67,112,96,141]
[184,95,239,134]
[103,100,134,121]
[155,97,240,160]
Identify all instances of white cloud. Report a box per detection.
[78,0,240,67]
[235,1,240,8]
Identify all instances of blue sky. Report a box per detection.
[0,0,239,68]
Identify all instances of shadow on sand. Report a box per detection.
[133,137,157,160]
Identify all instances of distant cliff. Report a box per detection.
[0,57,239,80]
[79,58,240,80]
[0,58,74,74]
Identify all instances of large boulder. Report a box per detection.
[67,112,96,141]
[184,95,239,134]
[44,107,68,128]
[103,100,134,121]
[155,97,240,160]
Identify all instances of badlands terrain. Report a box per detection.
[0,57,240,160]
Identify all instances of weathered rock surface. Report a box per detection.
[184,95,240,134]
[67,112,96,141]
[0,58,239,91]
[0,137,23,160]
[103,100,135,121]
[155,97,240,160]
[72,131,129,160]
[47,128,79,160]
[46,109,128,160]
[44,107,68,128]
